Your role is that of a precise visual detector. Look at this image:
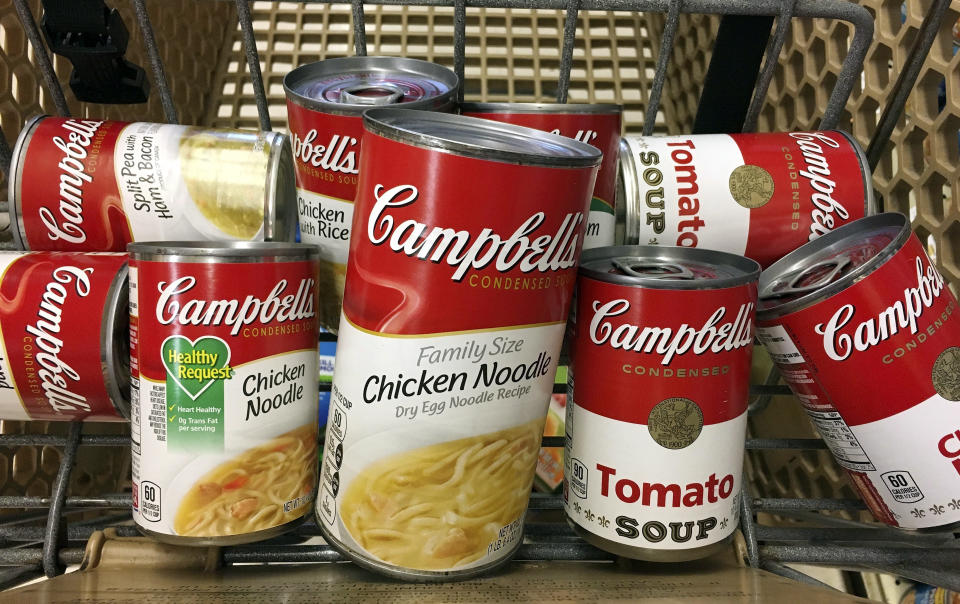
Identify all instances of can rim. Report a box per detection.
[579,244,761,290]
[756,213,911,320]
[459,102,623,115]
[834,130,877,218]
[363,108,602,168]
[263,132,297,243]
[283,56,459,116]
[103,264,131,418]
[617,138,640,245]
[128,241,320,262]
[6,114,46,250]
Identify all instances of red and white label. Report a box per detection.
[0,252,127,421]
[757,233,960,529]
[317,128,597,573]
[623,132,869,267]
[566,278,756,550]
[461,110,621,250]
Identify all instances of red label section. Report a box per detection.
[285,103,364,202]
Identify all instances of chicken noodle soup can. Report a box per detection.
[7,116,297,251]
[565,246,759,560]
[459,103,622,250]
[129,242,320,545]
[756,213,960,531]
[619,131,874,267]
[0,252,129,421]
[284,57,459,331]
[317,109,600,580]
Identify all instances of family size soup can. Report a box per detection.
[284,57,459,331]
[459,103,622,250]
[317,109,600,580]
[7,116,297,251]
[619,131,874,267]
[756,213,960,531]
[0,252,129,421]
[129,242,320,545]
[565,246,759,561]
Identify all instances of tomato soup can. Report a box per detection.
[7,116,297,251]
[565,245,759,560]
[0,252,129,421]
[757,213,960,531]
[316,109,600,580]
[284,57,459,331]
[459,103,622,251]
[619,131,874,267]
[129,242,320,545]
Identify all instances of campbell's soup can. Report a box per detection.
[0,252,129,421]
[619,131,874,267]
[317,109,600,580]
[565,246,759,560]
[7,116,296,251]
[756,213,960,531]
[459,103,622,251]
[284,57,459,331]
[129,242,320,545]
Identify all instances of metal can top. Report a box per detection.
[757,213,911,319]
[363,108,602,168]
[579,245,760,290]
[283,56,459,116]
[128,241,321,263]
[459,102,623,115]
[106,264,131,417]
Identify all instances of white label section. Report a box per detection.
[296,189,352,265]
[849,393,960,529]
[319,317,563,571]
[624,135,750,254]
[565,403,745,550]
[583,210,616,250]
[756,325,805,365]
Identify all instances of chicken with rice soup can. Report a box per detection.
[284,57,459,332]
[0,252,129,421]
[7,116,296,251]
[459,103,622,251]
[619,131,874,267]
[565,245,759,560]
[756,213,960,531]
[129,242,320,545]
[317,109,600,580]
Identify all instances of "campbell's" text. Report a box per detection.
[291,130,358,174]
[789,132,854,241]
[39,119,104,245]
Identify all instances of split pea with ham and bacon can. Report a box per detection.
[619,131,875,267]
[7,116,297,251]
[0,252,129,421]
[129,242,320,545]
[284,57,459,331]
[459,103,622,250]
[565,245,759,561]
[757,213,960,531]
[316,109,600,580]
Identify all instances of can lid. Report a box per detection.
[104,264,131,418]
[128,241,320,262]
[363,108,602,168]
[283,56,459,115]
[757,213,910,318]
[579,245,760,290]
[263,132,298,243]
[459,102,623,115]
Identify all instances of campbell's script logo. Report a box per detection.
[816,256,945,361]
[589,299,754,365]
[367,184,583,282]
[291,130,358,174]
[156,276,316,336]
[40,119,104,245]
[788,132,853,241]
[26,266,93,413]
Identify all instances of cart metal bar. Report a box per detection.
[643,0,680,135]
[753,498,868,512]
[131,0,178,124]
[756,526,960,546]
[747,366,782,415]
[0,434,130,448]
[742,0,795,132]
[0,524,139,543]
[870,564,960,595]
[12,0,70,116]
[0,548,83,567]
[235,0,273,131]
[0,495,130,509]
[453,0,466,102]
[741,488,760,568]
[555,0,581,103]
[759,561,841,592]
[864,0,952,172]
[41,422,80,577]
[352,0,368,56]
[760,544,960,572]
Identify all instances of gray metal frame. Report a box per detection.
[0,0,957,594]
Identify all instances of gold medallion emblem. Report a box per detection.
[648,397,704,449]
[729,164,775,209]
[932,346,960,401]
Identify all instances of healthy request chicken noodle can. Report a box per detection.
[317,109,600,580]
[129,242,320,545]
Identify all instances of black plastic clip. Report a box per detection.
[41,0,150,104]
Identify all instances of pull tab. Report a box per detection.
[339,82,405,105]
[612,257,696,280]
[763,257,851,299]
